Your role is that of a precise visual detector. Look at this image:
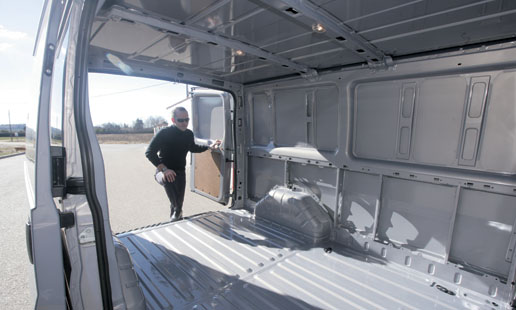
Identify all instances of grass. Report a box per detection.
[0,146,21,157]
[0,134,151,157]
[96,133,154,144]
[0,137,25,157]
[0,137,25,142]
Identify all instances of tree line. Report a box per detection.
[94,116,167,134]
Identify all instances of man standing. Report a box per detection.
[146,107,220,221]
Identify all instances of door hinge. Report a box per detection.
[43,44,55,76]
[51,146,87,197]
[59,212,75,229]
[66,177,86,195]
[51,146,66,197]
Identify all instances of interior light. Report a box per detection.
[235,49,245,56]
[312,23,326,33]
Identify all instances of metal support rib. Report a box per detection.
[106,6,318,78]
[262,0,387,65]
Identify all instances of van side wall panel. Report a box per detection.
[314,88,339,151]
[450,190,516,277]
[377,178,457,259]
[479,71,516,173]
[341,171,380,236]
[244,50,516,285]
[247,157,284,200]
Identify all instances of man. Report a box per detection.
[145,107,220,221]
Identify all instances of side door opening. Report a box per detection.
[190,89,233,205]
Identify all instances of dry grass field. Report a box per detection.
[0,137,25,157]
[0,134,152,157]
[96,133,154,144]
[0,137,25,142]
[0,146,18,157]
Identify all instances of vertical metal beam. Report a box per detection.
[444,185,462,262]
[333,168,345,233]
[284,160,291,187]
[505,216,516,294]
[371,174,384,239]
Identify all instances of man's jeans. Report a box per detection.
[155,170,186,218]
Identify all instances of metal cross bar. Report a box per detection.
[106,6,318,78]
[261,0,387,65]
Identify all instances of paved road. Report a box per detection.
[101,144,227,233]
[0,154,32,310]
[0,144,228,309]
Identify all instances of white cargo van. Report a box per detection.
[26,0,516,309]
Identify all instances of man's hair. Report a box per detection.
[172,106,188,118]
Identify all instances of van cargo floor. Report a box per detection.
[117,210,495,310]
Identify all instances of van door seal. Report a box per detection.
[73,0,113,309]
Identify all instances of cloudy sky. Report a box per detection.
[0,1,189,126]
[0,1,42,124]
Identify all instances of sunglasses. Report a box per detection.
[175,118,190,123]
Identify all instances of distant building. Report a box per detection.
[153,121,168,135]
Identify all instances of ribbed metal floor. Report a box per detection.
[117,210,495,310]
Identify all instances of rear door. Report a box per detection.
[25,0,71,308]
[190,89,233,204]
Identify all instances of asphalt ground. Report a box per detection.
[101,144,227,233]
[0,144,228,309]
[0,154,32,310]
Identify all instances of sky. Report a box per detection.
[0,1,189,126]
[0,1,42,124]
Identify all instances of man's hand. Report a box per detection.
[157,164,176,183]
[209,140,222,150]
[164,169,176,183]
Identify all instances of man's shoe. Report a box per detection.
[170,210,183,222]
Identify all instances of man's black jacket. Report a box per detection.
[145,125,208,171]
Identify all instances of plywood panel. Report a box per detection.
[193,151,221,197]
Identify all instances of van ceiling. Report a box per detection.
[90,0,516,84]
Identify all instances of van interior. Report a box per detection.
[30,0,516,309]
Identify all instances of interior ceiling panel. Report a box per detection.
[375,14,516,55]
[218,8,313,48]
[90,20,162,54]
[263,33,333,54]
[277,40,343,60]
[135,35,191,61]
[90,0,516,84]
[321,0,419,23]
[120,0,222,22]
[294,49,364,69]
[190,1,262,30]
[342,1,483,32]
[222,62,294,81]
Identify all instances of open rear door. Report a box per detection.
[190,89,233,204]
